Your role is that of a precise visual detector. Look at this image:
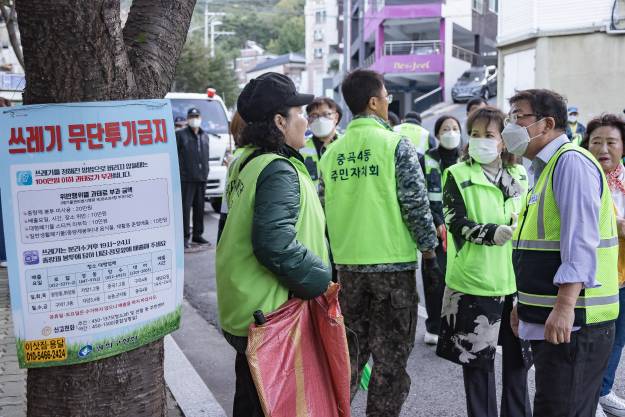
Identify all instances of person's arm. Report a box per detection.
[545,151,602,343]
[252,159,331,300]
[443,170,500,246]
[394,139,437,255]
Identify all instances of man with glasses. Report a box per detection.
[319,69,438,417]
[502,89,618,416]
[300,97,343,186]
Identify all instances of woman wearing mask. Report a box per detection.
[436,107,531,417]
[418,115,463,345]
[216,72,332,417]
[581,114,625,417]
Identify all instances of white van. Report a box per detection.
[166,91,232,212]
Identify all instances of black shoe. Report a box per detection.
[192,236,210,245]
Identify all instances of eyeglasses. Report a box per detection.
[386,94,393,104]
[504,113,540,126]
[307,111,336,122]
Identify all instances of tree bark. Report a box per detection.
[14,0,196,415]
[0,1,25,70]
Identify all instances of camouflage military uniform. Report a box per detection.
[320,114,437,417]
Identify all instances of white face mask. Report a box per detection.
[568,115,578,124]
[188,118,202,129]
[439,131,461,149]
[469,138,500,164]
[501,119,543,156]
[309,117,335,138]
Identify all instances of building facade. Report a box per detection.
[234,41,276,89]
[497,0,625,117]
[339,0,497,117]
[304,0,343,96]
[246,53,308,91]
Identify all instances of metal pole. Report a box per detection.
[343,0,351,74]
[204,1,209,48]
[210,21,216,58]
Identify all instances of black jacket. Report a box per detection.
[176,127,210,182]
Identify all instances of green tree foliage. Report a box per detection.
[173,36,239,107]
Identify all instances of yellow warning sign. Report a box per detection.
[23,337,67,363]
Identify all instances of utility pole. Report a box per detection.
[343,0,351,75]
[202,9,234,57]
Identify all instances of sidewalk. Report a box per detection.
[0,268,184,417]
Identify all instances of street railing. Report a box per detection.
[451,44,478,64]
[383,40,442,56]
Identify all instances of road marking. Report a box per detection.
[164,335,228,417]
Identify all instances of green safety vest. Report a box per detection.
[396,122,430,155]
[299,136,321,185]
[216,149,329,336]
[514,143,619,325]
[568,123,583,146]
[444,162,528,296]
[318,117,417,265]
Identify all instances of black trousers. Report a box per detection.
[181,181,206,240]
[422,239,446,334]
[223,332,265,417]
[531,322,615,417]
[462,297,532,417]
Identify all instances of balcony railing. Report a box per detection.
[452,44,478,64]
[383,40,442,56]
[364,53,376,68]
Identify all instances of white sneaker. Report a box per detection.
[0,261,6,268]
[597,403,608,417]
[600,391,625,417]
[424,331,438,345]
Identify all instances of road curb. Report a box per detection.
[164,334,228,417]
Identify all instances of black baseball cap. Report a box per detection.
[237,72,314,123]
[187,108,201,117]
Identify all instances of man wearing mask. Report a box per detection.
[300,97,342,185]
[565,106,586,146]
[504,89,618,416]
[319,69,438,417]
[394,111,437,155]
[176,108,211,249]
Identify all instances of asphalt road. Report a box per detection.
[175,105,625,415]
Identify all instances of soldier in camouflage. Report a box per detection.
[319,69,439,417]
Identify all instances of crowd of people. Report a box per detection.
[213,69,625,417]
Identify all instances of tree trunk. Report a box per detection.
[14,0,196,415]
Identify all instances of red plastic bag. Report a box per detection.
[246,283,351,417]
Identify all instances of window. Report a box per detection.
[314,48,324,59]
[488,0,498,13]
[472,0,484,14]
[315,10,327,24]
[314,29,324,41]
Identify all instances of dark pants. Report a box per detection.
[601,287,625,396]
[422,240,446,334]
[181,181,206,241]
[339,269,418,417]
[0,192,5,261]
[462,297,531,417]
[531,321,615,417]
[223,332,264,417]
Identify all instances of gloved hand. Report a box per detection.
[423,256,444,293]
[510,212,518,230]
[493,225,513,246]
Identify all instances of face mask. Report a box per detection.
[439,131,461,149]
[501,120,543,156]
[568,115,578,124]
[188,118,202,129]
[309,117,335,138]
[469,138,500,164]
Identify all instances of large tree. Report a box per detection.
[14,1,196,416]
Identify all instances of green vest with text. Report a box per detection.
[513,143,619,325]
[444,162,528,296]
[216,150,329,336]
[396,122,430,155]
[319,117,417,265]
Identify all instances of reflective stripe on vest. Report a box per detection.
[518,291,619,308]
[424,154,442,202]
[516,236,619,250]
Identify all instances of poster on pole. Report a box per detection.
[0,100,184,368]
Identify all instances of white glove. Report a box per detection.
[510,212,519,231]
[493,225,513,246]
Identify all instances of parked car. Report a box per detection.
[166,90,232,213]
[451,65,498,103]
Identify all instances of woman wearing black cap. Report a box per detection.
[215,72,332,416]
